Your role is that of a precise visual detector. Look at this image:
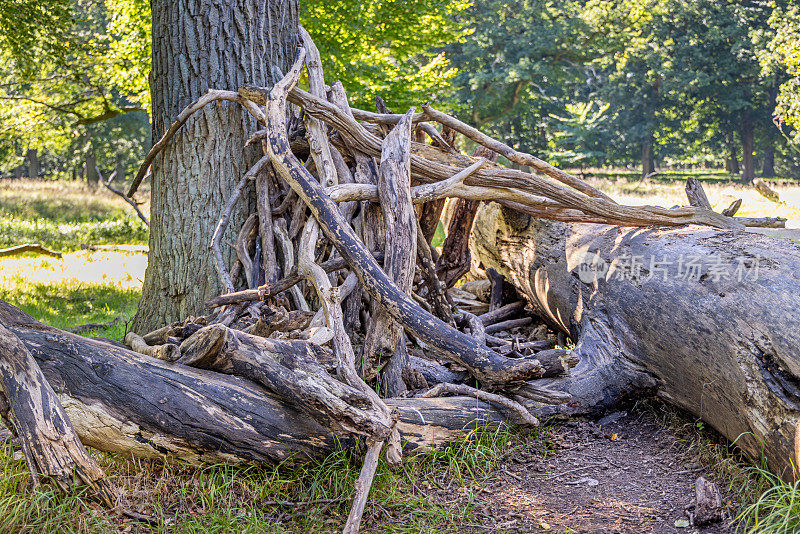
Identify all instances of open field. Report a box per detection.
[0,176,798,532]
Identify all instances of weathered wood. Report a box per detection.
[263,50,544,388]
[693,476,724,526]
[179,324,390,439]
[125,332,180,362]
[362,110,417,393]
[204,251,384,309]
[436,198,481,289]
[753,178,781,204]
[479,301,526,326]
[0,300,547,464]
[722,198,742,217]
[0,243,62,258]
[685,177,712,209]
[0,323,115,505]
[474,201,800,480]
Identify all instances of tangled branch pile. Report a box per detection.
[1,30,773,534]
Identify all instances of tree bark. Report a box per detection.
[26,149,38,179]
[474,202,800,481]
[741,108,756,183]
[726,133,740,174]
[133,0,298,332]
[85,148,99,185]
[763,86,778,178]
[641,138,655,177]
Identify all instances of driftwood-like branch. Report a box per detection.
[343,440,382,534]
[299,26,338,188]
[129,89,266,197]
[124,331,180,362]
[420,104,611,201]
[421,383,538,427]
[204,251,384,309]
[281,86,741,229]
[0,243,62,258]
[211,155,271,293]
[362,109,417,391]
[98,169,150,227]
[262,50,544,388]
[685,177,712,209]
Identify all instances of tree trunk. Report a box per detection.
[763,146,775,178]
[726,133,740,174]
[641,138,655,177]
[85,149,99,185]
[26,149,38,179]
[473,202,800,481]
[133,0,299,332]
[763,86,778,178]
[741,108,755,183]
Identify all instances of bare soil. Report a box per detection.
[418,409,736,534]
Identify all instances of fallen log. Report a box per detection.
[0,300,542,465]
[473,202,800,480]
[0,243,62,258]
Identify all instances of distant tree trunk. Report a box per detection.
[26,149,38,179]
[85,149,99,185]
[641,138,655,177]
[763,87,778,178]
[763,146,775,178]
[741,108,755,183]
[132,0,299,333]
[115,153,125,183]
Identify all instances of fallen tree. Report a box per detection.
[0,30,792,533]
[473,201,800,480]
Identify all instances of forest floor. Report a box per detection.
[0,175,797,533]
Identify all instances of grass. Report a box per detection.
[0,425,531,533]
[585,171,800,222]
[0,178,149,252]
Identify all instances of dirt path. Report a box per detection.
[430,410,735,533]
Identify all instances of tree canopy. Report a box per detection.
[2,0,800,179]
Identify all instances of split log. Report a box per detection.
[474,202,800,480]
[362,109,417,393]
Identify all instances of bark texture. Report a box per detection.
[474,202,800,480]
[133,0,298,332]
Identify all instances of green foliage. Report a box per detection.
[762,4,800,140]
[0,0,73,72]
[301,0,471,111]
[448,0,791,173]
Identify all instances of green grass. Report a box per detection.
[0,179,149,251]
[737,467,800,533]
[0,425,527,533]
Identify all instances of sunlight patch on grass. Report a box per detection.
[0,250,146,340]
[587,175,800,223]
[0,178,150,251]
